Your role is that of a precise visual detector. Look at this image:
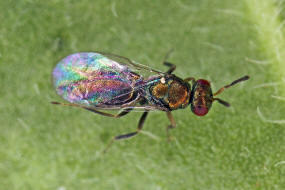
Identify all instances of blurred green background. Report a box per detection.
[1,0,285,189]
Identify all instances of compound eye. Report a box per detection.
[192,105,209,116]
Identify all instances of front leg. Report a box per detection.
[166,111,176,141]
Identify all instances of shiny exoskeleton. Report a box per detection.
[52,52,249,152]
[144,75,191,111]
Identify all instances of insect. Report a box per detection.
[52,52,249,150]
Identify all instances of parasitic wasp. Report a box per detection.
[52,52,250,151]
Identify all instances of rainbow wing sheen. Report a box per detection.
[53,52,140,107]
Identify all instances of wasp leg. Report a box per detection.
[85,107,133,118]
[163,61,176,74]
[51,101,132,118]
[162,49,176,74]
[166,111,176,142]
[103,111,149,153]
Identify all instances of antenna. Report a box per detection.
[213,75,250,107]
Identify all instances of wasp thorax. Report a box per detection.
[168,80,189,109]
[150,76,191,110]
[152,83,168,98]
[191,79,213,116]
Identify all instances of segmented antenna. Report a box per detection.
[213,75,250,106]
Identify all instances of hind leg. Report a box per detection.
[51,101,133,118]
[103,111,149,153]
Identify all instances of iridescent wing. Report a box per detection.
[97,52,168,111]
[97,51,165,77]
[53,52,166,111]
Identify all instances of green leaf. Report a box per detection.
[1,0,285,189]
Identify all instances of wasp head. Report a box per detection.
[190,76,250,116]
